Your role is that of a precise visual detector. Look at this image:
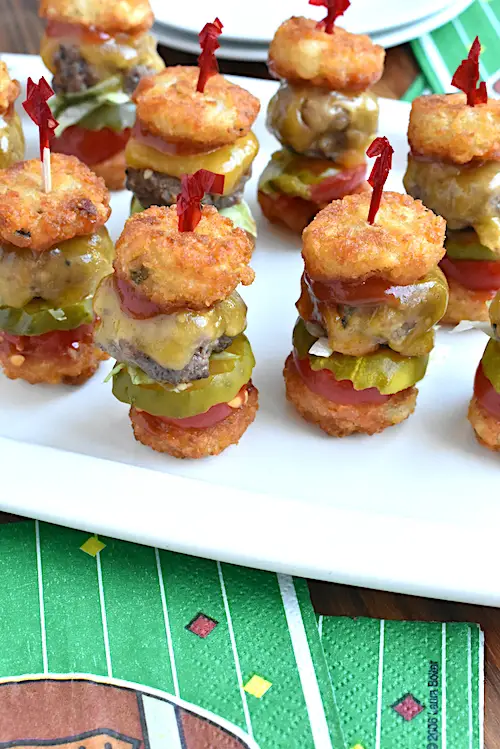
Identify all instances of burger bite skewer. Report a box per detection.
[39,0,164,190]
[94,170,258,459]
[126,19,261,241]
[404,38,500,324]
[258,0,385,234]
[285,137,449,437]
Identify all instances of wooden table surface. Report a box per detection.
[2,1,500,746]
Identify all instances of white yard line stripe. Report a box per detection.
[34,520,48,674]
[277,574,333,749]
[155,548,180,698]
[451,18,489,80]
[442,623,447,749]
[217,561,253,738]
[375,619,385,749]
[419,34,454,92]
[478,0,500,40]
[468,627,473,749]
[142,694,183,749]
[318,615,324,640]
[479,629,485,749]
[96,551,112,678]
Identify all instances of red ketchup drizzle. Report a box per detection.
[0,324,95,359]
[304,273,401,307]
[114,276,168,320]
[130,121,207,156]
[292,349,390,404]
[46,21,112,44]
[474,362,500,419]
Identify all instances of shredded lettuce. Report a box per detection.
[219,201,257,238]
[51,76,135,136]
[104,361,125,384]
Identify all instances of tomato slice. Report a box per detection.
[304,273,399,306]
[135,385,250,431]
[52,126,131,166]
[293,349,390,405]
[258,190,319,233]
[0,324,95,359]
[309,164,366,203]
[474,362,500,419]
[440,256,500,291]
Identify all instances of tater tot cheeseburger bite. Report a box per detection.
[94,170,258,459]
[404,38,500,325]
[0,152,113,385]
[258,0,385,235]
[39,0,164,190]
[468,293,500,452]
[126,19,260,241]
[285,137,449,436]
[0,62,25,169]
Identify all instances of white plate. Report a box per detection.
[150,0,460,43]
[153,0,476,59]
[1,54,500,607]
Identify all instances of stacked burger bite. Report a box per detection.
[258,2,385,234]
[404,38,500,324]
[0,154,112,384]
[39,0,164,190]
[93,173,258,458]
[468,292,500,452]
[126,65,261,239]
[0,62,25,169]
[285,139,449,436]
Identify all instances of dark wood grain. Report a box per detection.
[1,3,499,746]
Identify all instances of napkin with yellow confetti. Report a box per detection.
[0,520,344,749]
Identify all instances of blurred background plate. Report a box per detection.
[150,0,463,42]
[153,0,476,59]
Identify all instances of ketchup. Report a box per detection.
[114,276,168,319]
[46,21,112,44]
[0,324,95,359]
[303,273,401,307]
[131,122,209,157]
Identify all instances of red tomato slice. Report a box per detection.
[258,190,319,233]
[304,272,399,307]
[293,350,390,405]
[0,324,94,359]
[474,362,500,419]
[52,126,131,166]
[136,385,250,431]
[440,256,500,291]
[309,164,366,203]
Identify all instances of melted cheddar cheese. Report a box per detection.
[125,132,259,196]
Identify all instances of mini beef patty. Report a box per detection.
[52,45,155,96]
[126,167,252,210]
[103,335,233,385]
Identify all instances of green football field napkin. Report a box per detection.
[318,615,484,749]
[411,0,500,99]
[0,521,344,749]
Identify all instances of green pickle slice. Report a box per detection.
[445,229,499,261]
[481,339,500,395]
[112,334,255,419]
[0,296,94,336]
[258,149,341,201]
[293,318,428,395]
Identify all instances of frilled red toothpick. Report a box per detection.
[451,36,487,106]
[366,136,394,225]
[23,77,58,193]
[309,0,350,33]
[177,170,225,232]
[197,18,223,93]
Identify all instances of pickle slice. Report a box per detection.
[293,318,428,394]
[0,296,94,336]
[481,339,500,395]
[112,334,255,418]
[490,293,500,329]
[445,230,499,261]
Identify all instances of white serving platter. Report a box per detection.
[1,54,499,607]
[153,0,475,58]
[150,0,462,43]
